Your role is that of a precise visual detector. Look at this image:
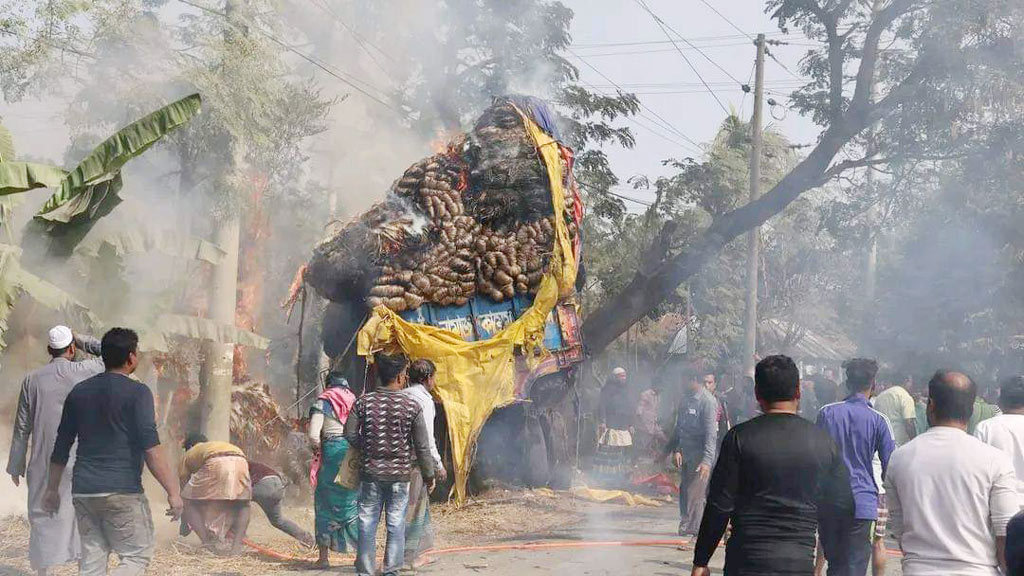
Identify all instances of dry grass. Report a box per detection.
[0,488,585,575]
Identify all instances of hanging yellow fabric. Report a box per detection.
[356,110,577,503]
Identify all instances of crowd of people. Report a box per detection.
[9,321,1024,576]
[596,356,1024,575]
[6,325,444,576]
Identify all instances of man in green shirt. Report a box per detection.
[968,385,1002,434]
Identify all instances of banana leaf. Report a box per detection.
[0,162,68,195]
[76,226,226,265]
[0,120,14,162]
[0,246,19,349]
[154,314,270,349]
[0,243,100,350]
[35,92,202,223]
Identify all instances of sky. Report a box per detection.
[564,0,821,207]
[1,0,822,207]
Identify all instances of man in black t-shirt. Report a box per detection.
[690,355,854,576]
[45,328,182,576]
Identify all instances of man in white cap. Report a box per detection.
[595,367,634,486]
[7,326,104,576]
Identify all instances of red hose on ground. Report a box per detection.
[422,539,690,557]
[242,537,904,563]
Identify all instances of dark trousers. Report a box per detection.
[678,457,707,534]
[819,515,873,576]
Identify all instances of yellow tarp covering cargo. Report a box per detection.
[356,110,577,503]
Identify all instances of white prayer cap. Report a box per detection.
[612,367,626,377]
[48,325,74,349]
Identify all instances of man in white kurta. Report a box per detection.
[6,326,103,575]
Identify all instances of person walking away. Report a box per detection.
[246,459,313,545]
[865,373,914,576]
[816,358,895,576]
[308,371,358,568]
[704,373,731,446]
[873,374,918,447]
[595,367,634,485]
[886,370,1018,575]
[635,385,665,463]
[179,434,252,555]
[970,381,1003,434]
[974,375,1024,504]
[344,353,435,576]
[663,372,718,537]
[402,359,448,569]
[44,327,182,576]
[691,355,853,576]
[800,377,821,421]
[7,327,104,576]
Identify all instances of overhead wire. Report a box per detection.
[308,0,397,82]
[740,61,756,117]
[567,48,703,153]
[176,0,403,116]
[633,0,744,85]
[632,0,730,115]
[572,31,788,49]
[696,0,754,40]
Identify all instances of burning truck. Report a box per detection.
[303,96,584,498]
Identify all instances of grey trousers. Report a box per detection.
[252,476,314,545]
[73,493,154,576]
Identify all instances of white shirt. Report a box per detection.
[974,413,1024,502]
[403,384,443,469]
[886,426,1018,576]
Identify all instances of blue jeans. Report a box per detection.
[356,480,410,576]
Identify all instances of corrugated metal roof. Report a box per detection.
[759,318,856,362]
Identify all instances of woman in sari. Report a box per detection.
[308,372,358,569]
[402,359,447,569]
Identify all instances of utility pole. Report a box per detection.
[200,0,244,442]
[741,34,766,379]
[860,0,884,353]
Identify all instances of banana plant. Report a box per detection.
[32,93,202,256]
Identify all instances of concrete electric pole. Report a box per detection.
[741,34,766,378]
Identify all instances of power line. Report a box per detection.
[572,31,788,49]
[766,49,804,82]
[568,48,703,152]
[634,0,745,85]
[572,43,756,58]
[633,0,729,115]
[177,0,402,116]
[740,60,756,117]
[579,78,703,154]
[308,0,396,82]
[608,189,655,207]
[577,180,655,208]
[696,0,754,40]
[586,80,804,89]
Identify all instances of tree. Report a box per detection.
[582,0,1023,354]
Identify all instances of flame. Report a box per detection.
[233,170,270,385]
[428,128,457,154]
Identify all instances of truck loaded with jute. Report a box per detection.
[299,96,585,502]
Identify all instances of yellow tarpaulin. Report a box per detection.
[356,110,577,503]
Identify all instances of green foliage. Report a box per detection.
[0,162,68,195]
[36,93,202,221]
[0,118,14,161]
